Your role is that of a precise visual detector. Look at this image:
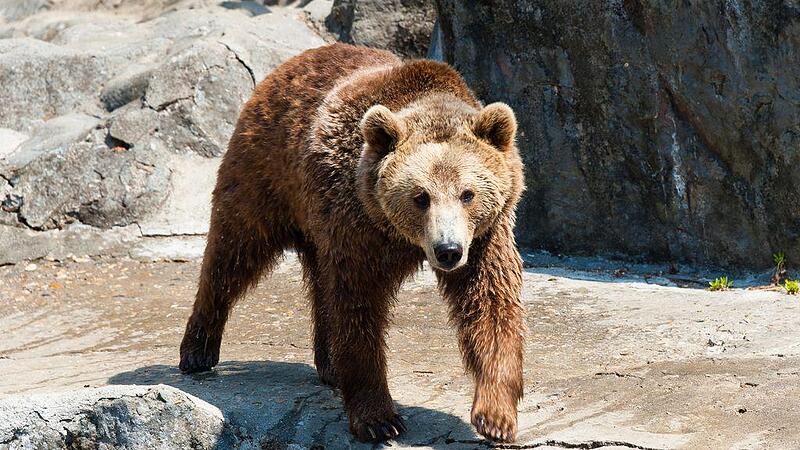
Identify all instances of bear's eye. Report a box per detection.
[460,189,475,204]
[413,191,430,210]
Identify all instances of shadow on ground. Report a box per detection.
[219,1,271,16]
[109,360,479,449]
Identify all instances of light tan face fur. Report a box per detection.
[359,102,518,272]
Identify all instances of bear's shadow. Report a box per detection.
[108,360,481,449]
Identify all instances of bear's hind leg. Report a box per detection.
[296,241,337,387]
[179,213,288,373]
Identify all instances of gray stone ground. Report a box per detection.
[2,254,799,449]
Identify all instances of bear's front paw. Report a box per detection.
[471,390,518,443]
[349,410,407,442]
[179,321,221,373]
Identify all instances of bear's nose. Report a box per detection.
[434,243,463,269]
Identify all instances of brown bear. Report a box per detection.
[179,43,525,443]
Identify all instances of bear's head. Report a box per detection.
[357,96,524,272]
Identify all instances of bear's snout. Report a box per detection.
[434,242,464,270]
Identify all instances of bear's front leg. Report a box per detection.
[437,219,525,443]
[327,274,407,442]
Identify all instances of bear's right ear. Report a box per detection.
[361,105,406,155]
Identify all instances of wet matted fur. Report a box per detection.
[179,43,525,443]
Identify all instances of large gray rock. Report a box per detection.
[0,385,228,450]
[326,0,436,58]
[0,223,140,265]
[4,113,100,168]
[0,38,109,132]
[0,2,325,263]
[436,0,800,270]
[4,141,171,230]
[143,39,254,157]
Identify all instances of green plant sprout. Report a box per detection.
[784,279,799,295]
[708,276,733,291]
[774,252,786,265]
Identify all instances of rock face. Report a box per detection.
[0,385,228,449]
[326,0,436,57]
[435,1,800,269]
[0,1,325,263]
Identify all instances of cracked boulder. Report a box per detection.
[0,385,229,450]
[140,40,254,157]
[0,38,110,132]
[436,0,800,270]
[326,0,436,58]
[5,140,171,230]
[3,113,100,169]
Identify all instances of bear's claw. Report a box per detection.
[179,348,218,373]
[353,413,407,442]
[473,412,515,443]
[179,322,221,373]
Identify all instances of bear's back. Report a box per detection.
[218,44,400,225]
[233,44,400,158]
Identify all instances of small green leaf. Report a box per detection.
[708,276,732,291]
[784,279,799,295]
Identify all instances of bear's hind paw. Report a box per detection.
[179,324,221,374]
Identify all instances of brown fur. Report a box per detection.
[179,43,525,443]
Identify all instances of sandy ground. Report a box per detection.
[1,254,799,449]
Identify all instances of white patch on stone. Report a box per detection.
[724,0,751,71]
[130,236,207,262]
[670,119,688,211]
[137,153,220,237]
[0,128,28,160]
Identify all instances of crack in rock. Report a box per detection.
[594,371,645,380]
[218,41,257,89]
[444,438,663,450]
[144,95,195,112]
[261,388,331,447]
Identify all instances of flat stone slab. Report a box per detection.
[1,256,799,448]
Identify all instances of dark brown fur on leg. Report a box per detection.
[323,256,408,442]
[180,210,287,373]
[297,241,337,386]
[437,219,525,443]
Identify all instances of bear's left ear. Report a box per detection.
[470,102,517,151]
[361,105,406,155]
